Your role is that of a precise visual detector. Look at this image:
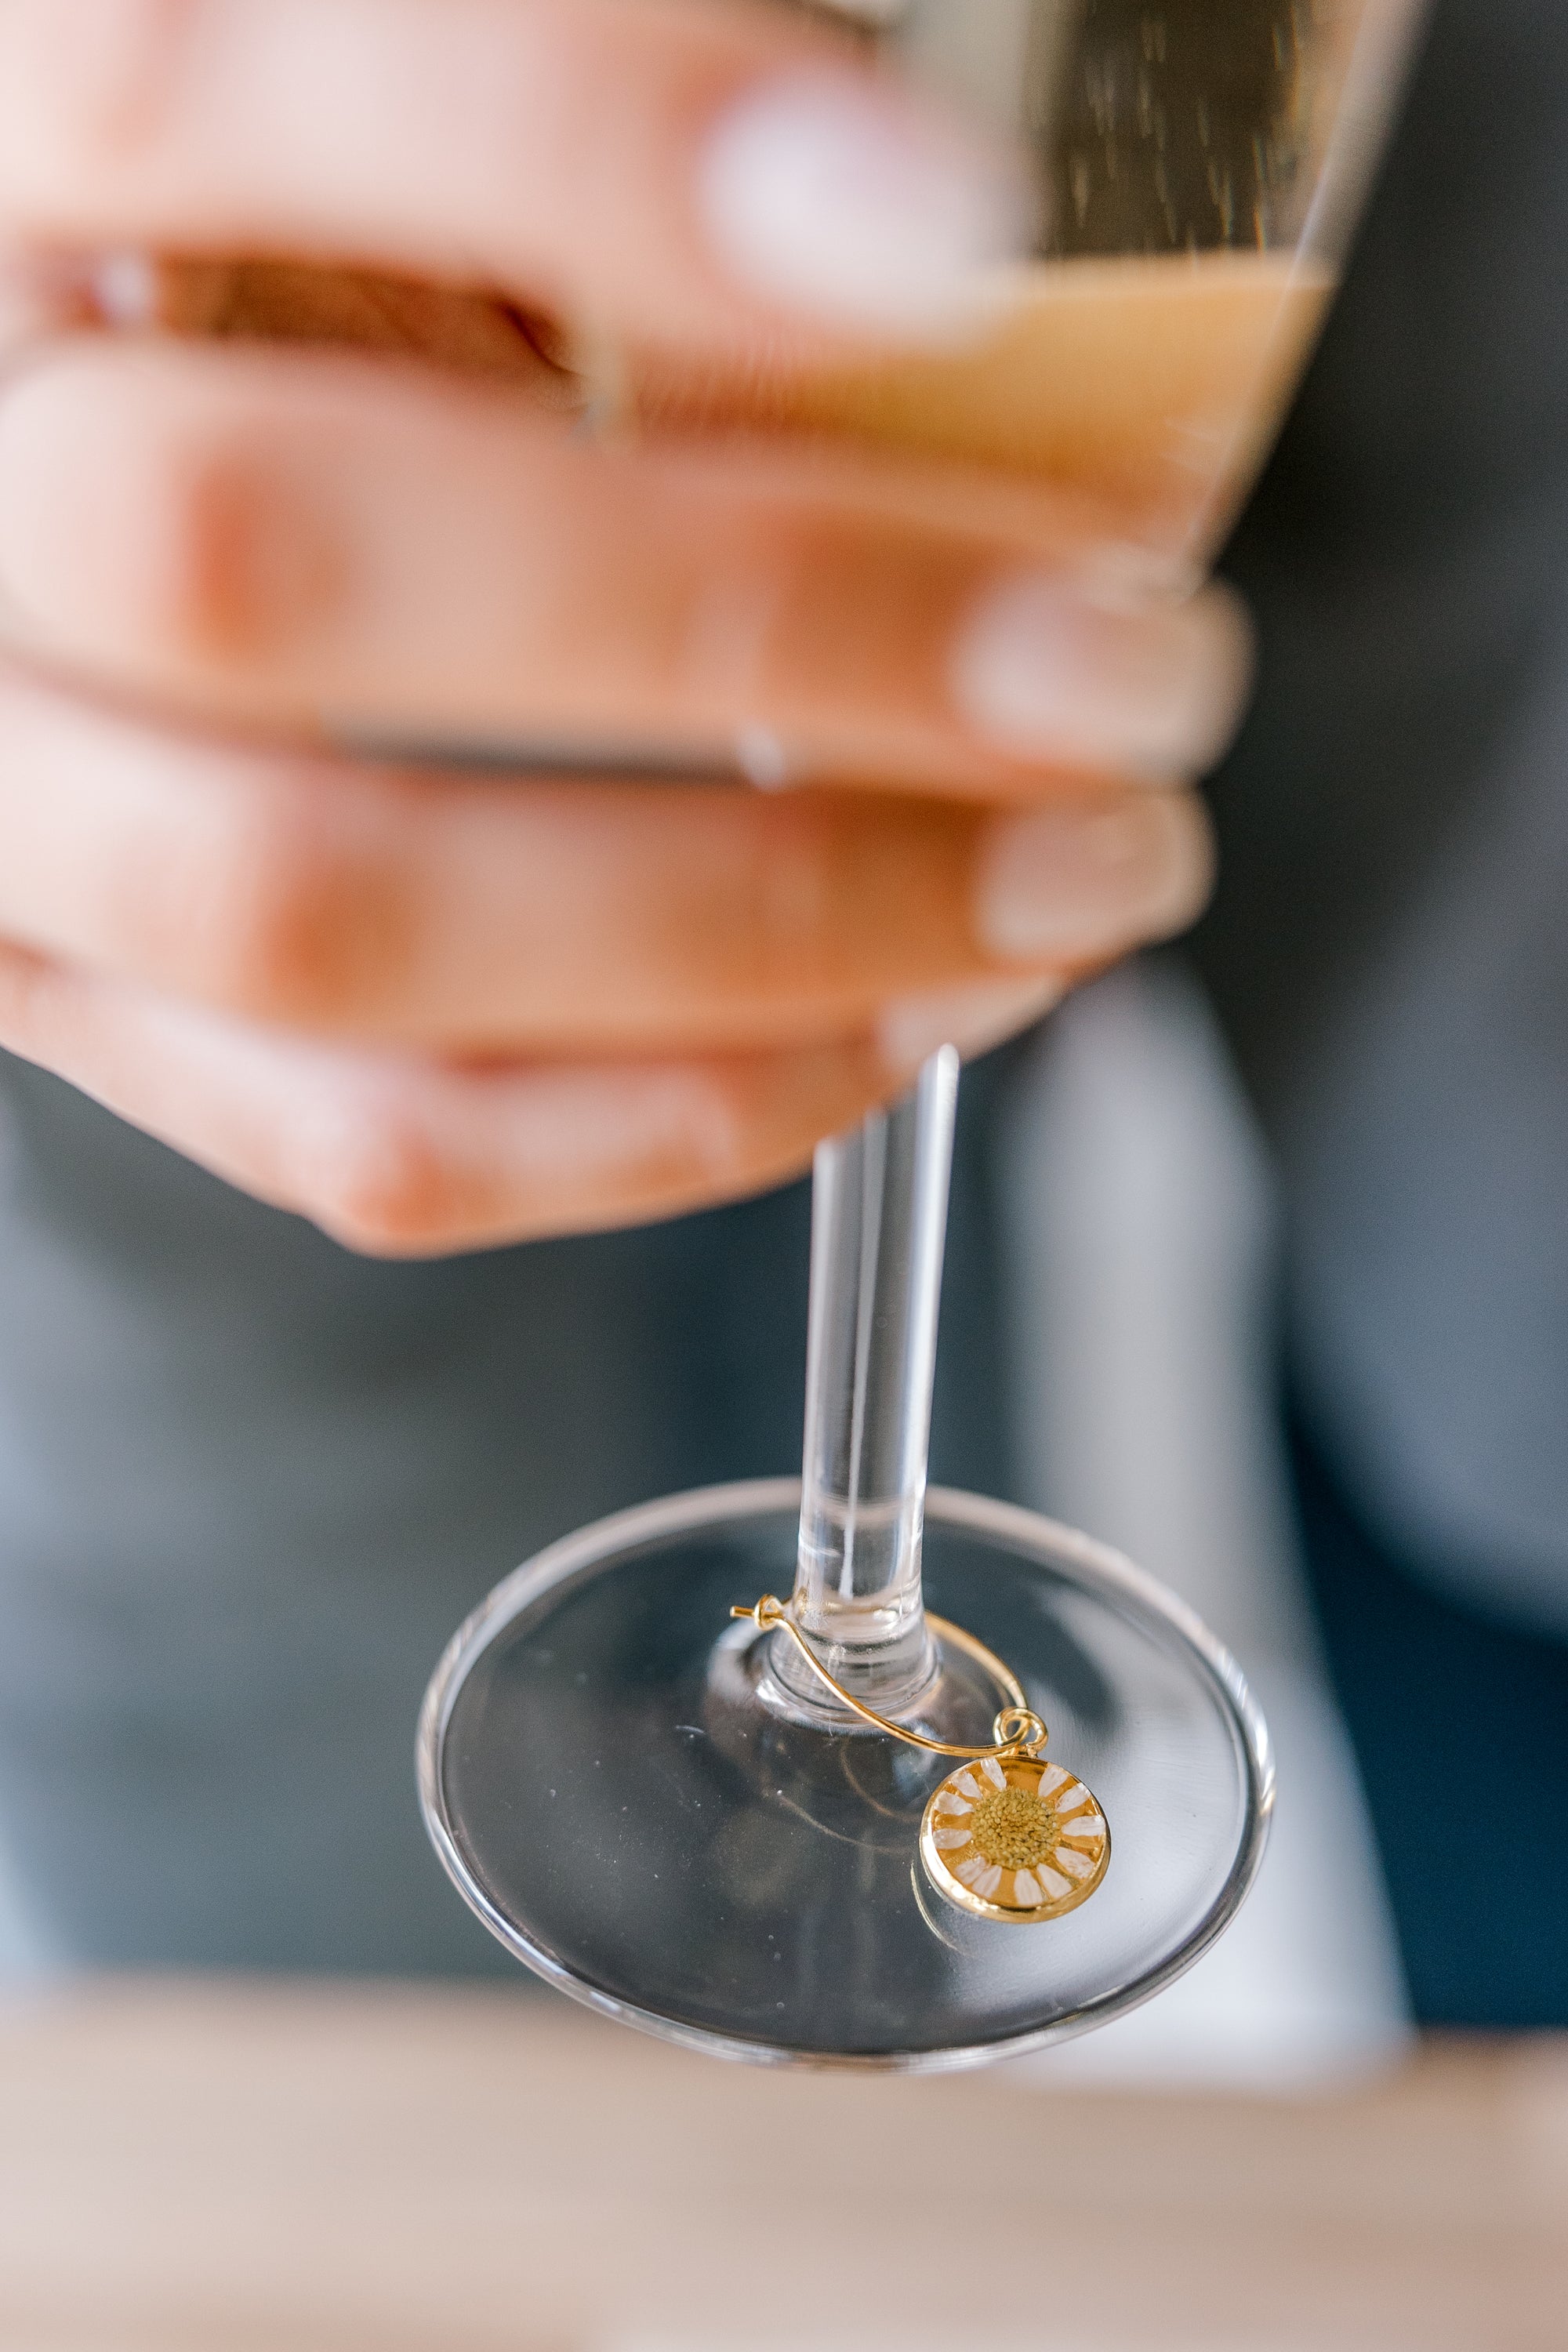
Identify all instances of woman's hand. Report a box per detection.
[0,0,1248,1256]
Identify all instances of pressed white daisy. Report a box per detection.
[920,1750,1109,1922]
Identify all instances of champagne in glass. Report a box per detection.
[633,0,1410,579]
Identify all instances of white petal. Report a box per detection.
[1012,1871,1041,1905]
[981,1757,1007,1789]
[956,1858,1003,1897]
[932,1828,971,1851]
[1036,1865,1072,1900]
[1061,1811,1104,1838]
[1037,1764,1072,1798]
[935,1790,972,1816]
[1055,1846,1095,1879]
[953,1771,982,1801]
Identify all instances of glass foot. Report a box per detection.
[419,1480,1271,2071]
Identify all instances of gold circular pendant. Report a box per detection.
[920,1752,1110,1923]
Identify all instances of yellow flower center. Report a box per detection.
[967,1784,1058,1871]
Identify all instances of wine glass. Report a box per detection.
[419,0,1426,2067]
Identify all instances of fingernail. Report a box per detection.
[953,573,1254,777]
[976,796,1214,962]
[880,976,1062,1074]
[699,71,1028,341]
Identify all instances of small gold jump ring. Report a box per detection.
[993,1706,1048,1755]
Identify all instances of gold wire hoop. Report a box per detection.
[730,1595,1047,1761]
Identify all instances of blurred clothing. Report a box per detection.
[1200,0,1568,1639]
[1290,1410,1568,2028]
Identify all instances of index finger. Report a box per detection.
[0,0,1026,361]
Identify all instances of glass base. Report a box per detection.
[418,1481,1271,2071]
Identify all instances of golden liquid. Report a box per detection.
[161,246,1330,566]
[633,248,1333,568]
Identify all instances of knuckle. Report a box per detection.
[172,793,394,1025]
[137,423,338,665]
[729,796,956,999]
[702,794,862,1008]
[291,1086,463,1258]
[761,513,944,687]
[739,799,840,970]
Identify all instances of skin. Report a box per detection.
[0,0,1250,1258]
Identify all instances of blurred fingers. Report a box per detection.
[0,935,949,1255]
[0,666,1210,1050]
[0,344,1253,789]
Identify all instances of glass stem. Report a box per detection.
[774,1046,960,1721]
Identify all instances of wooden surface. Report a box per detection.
[0,1980,1563,2352]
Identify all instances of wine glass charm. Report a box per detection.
[731,1595,1111,1925]
[923,1750,1110,1926]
